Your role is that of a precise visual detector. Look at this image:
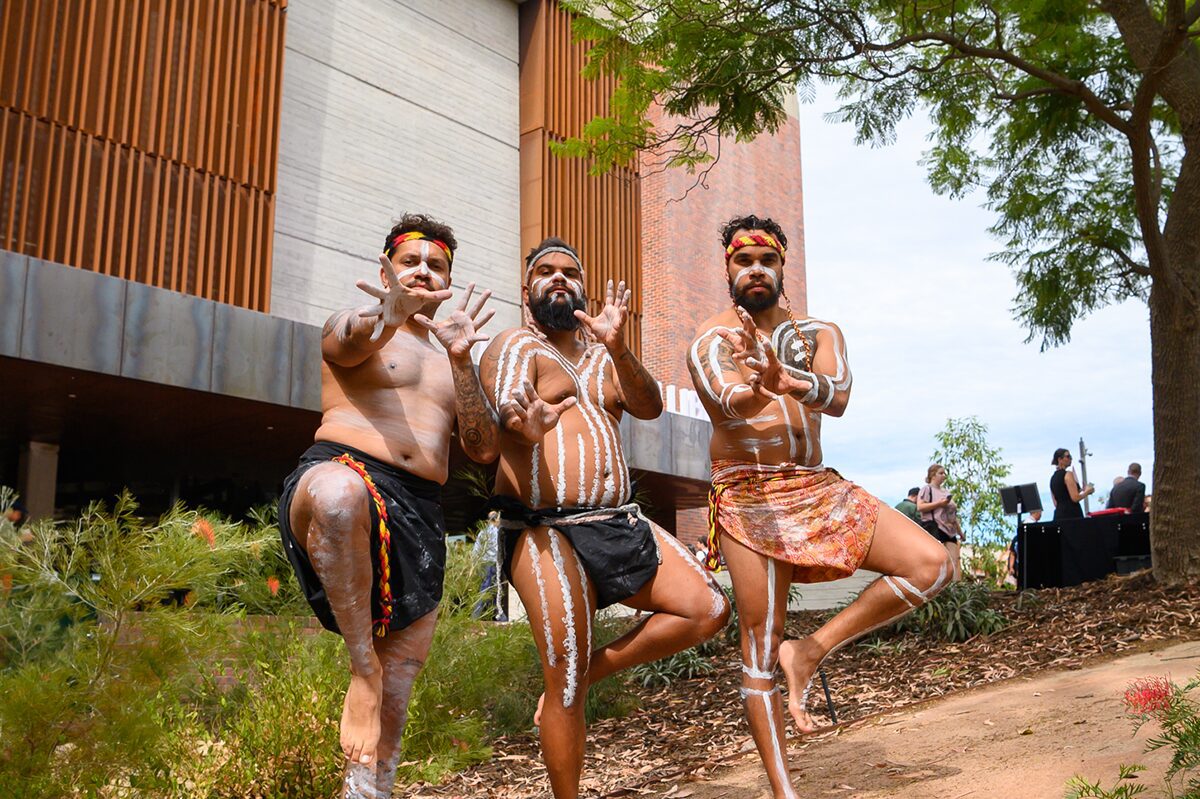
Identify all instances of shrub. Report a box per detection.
[629,645,718,688]
[0,495,643,795]
[890,579,1008,643]
[1066,671,1200,798]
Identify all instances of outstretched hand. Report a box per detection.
[504,380,577,444]
[413,282,495,362]
[719,308,811,397]
[574,279,630,349]
[356,253,452,342]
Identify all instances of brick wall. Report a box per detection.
[640,107,807,393]
[638,102,807,544]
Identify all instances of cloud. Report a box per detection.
[797,86,1153,509]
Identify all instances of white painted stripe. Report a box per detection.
[527,534,555,667]
[548,530,578,708]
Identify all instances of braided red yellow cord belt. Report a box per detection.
[333,453,393,637]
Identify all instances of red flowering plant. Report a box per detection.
[1123,676,1175,719]
[1067,671,1200,799]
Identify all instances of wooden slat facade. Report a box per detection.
[519,0,642,357]
[0,0,287,312]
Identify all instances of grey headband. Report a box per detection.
[525,245,584,278]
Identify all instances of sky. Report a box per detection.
[795,86,1154,511]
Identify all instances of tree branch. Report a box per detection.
[1100,243,1153,276]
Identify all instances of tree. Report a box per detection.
[930,417,1013,548]
[562,0,1200,583]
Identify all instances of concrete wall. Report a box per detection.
[271,0,523,332]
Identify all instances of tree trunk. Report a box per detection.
[1148,270,1200,584]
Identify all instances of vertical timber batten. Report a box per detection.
[518,0,643,357]
[0,0,287,313]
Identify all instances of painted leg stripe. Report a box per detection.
[527,534,556,668]
[743,664,776,681]
[883,575,917,609]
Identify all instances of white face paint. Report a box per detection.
[395,241,448,289]
[732,262,779,288]
[530,275,584,300]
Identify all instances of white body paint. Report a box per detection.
[490,331,630,509]
[526,534,556,668]
[655,528,729,619]
[547,529,580,708]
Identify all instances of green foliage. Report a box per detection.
[560,0,1194,347]
[931,416,1013,547]
[1141,673,1200,795]
[629,644,718,688]
[965,542,1012,590]
[0,495,639,796]
[890,580,1009,642]
[1068,670,1200,798]
[1064,765,1150,798]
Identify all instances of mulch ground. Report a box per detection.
[411,572,1200,798]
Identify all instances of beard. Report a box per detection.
[731,276,784,313]
[530,292,586,331]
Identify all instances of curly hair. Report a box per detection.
[719,214,789,251]
[383,212,458,261]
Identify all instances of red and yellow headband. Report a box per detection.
[725,233,785,264]
[385,231,453,263]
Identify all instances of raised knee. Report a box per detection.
[914,549,953,597]
[304,466,370,530]
[697,591,732,639]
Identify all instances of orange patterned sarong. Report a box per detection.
[707,460,879,583]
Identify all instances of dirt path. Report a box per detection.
[660,640,1200,799]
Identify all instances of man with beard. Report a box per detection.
[277,213,498,799]
[478,237,730,799]
[687,215,952,799]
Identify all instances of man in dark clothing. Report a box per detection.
[1107,463,1147,512]
[894,488,921,523]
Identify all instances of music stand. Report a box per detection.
[1000,483,1044,591]
[1000,483,1042,526]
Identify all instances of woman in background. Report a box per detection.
[917,464,963,581]
[1049,448,1093,520]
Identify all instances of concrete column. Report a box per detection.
[17,441,59,520]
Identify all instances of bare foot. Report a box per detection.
[779,637,823,733]
[533,691,546,726]
[341,672,383,766]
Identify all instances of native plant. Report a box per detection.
[1066,673,1200,798]
[890,579,1009,643]
[0,494,638,796]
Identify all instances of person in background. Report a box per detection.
[1005,509,1041,588]
[917,465,963,581]
[894,488,921,523]
[472,512,508,621]
[1107,463,1147,513]
[1049,448,1093,520]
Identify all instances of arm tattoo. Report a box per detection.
[610,346,663,417]
[451,359,500,461]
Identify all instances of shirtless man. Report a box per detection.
[277,213,498,799]
[478,237,730,799]
[688,215,952,799]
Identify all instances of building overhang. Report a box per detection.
[2,252,715,498]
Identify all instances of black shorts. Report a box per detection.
[488,496,661,609]
[278,441,445,635]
